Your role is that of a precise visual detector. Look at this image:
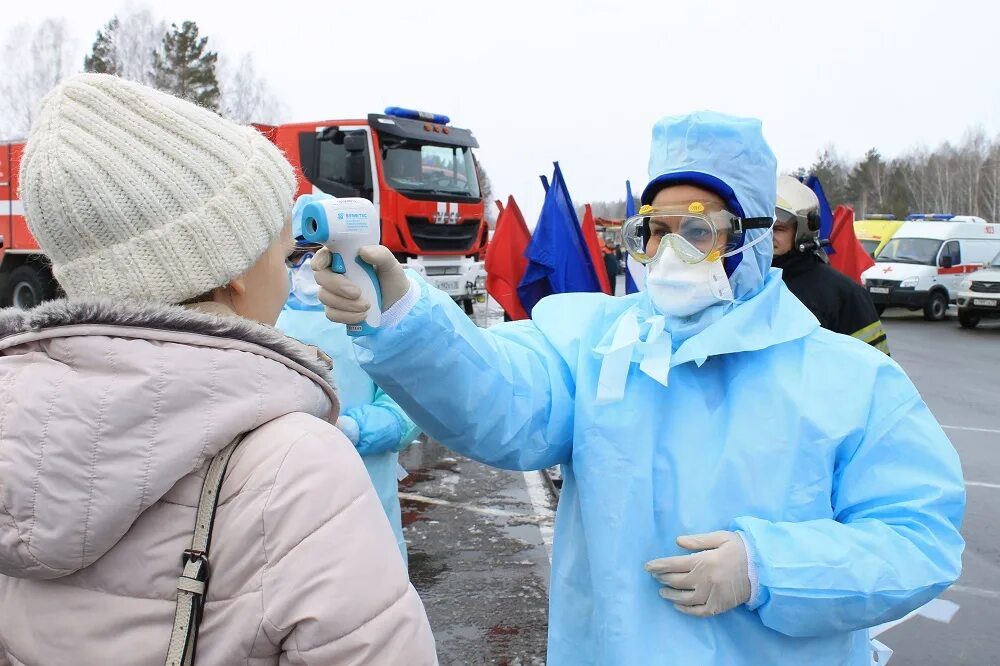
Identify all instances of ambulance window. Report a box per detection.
[859,239,879,258]
[940,241,961,267]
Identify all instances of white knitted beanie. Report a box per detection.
[18,73,296,304]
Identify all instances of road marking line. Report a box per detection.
[949,585,1000,600]
[522,471,556,561]
[967,481,1000,490]
[399,491,548,523]
[942,425,1000,434]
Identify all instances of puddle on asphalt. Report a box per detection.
[407,549,449,588]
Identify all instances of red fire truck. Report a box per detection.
[0,107,488,311]
[258,106,488,313]
[0,141,60,308]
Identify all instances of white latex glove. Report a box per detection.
[335,416,360,446]
[311,245,410,325]
[645,530,751,618]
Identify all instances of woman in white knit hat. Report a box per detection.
[0,73,436,665]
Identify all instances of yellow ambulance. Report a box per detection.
[854,216,904,259]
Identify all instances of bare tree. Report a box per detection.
[979,139,1000,223]
[898,147,932,214]
[0,19,78,139]
[115,4,166,86]
[795,132,1000,221]
[927,144,957,214]
[954,128,987,215]
[219,54,284,124]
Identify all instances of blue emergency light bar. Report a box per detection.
[384,107,450,125]
[906,213,955,221]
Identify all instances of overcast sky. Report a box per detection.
[6,0,1000,219]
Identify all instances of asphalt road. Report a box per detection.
[870,310,1000,665]
[402,295,1000,665]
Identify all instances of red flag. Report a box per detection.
[581,204,612,294]
[828,205,875,284]
[485,195,531,320]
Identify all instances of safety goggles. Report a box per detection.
[622,202,774,265]
[285,245,320,270]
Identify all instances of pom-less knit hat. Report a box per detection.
[18,73,296,305]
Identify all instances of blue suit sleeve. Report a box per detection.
[733,387,965,637]
[354,278,576,471]
[345,387,420,456]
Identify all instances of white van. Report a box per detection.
[861,220,1000,320]
[956,250,1000,328]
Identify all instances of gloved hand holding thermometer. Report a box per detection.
[299,197,383,336]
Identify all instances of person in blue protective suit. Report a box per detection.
[309,111,965,665]
[277,193,420,564]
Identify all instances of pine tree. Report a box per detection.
[152,21,220,111]
[848,148,889,217]
[809,147,851,208]
[84,17,121,75]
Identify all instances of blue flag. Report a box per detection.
[803,174,835,255]
[517,162,603,316]
[624,180,642,294]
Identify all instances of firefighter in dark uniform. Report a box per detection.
[772,176,890,354]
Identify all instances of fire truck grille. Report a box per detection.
[970,281,1000,293]
[406,217,481,252]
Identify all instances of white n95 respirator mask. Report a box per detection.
[646,245,734,317]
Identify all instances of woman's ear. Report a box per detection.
[228,276,247,296]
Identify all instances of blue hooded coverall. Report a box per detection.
[352,112,965,664]
[277,194,419,563]
[277,308,418,562]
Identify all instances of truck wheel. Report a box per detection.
[958,310,980,329]
[462,298,475,315]
[922,291,948,321]
[7,264,57,310]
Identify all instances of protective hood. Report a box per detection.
[595,112,778,399]
[0,300,336,580]
[640,111,777,340]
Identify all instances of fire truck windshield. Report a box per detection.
[381,139,481,200]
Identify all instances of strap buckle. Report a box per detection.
[182,549,210,582]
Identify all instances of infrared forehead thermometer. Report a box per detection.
[299,197,382,336]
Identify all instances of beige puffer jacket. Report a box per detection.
[0,300,436,665]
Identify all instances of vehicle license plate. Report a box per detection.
[438,280,460,292]
[972,298,998,307]
[870,287,890,294]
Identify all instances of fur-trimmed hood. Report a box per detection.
[0,298,335,379]
[0,299,339,579]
